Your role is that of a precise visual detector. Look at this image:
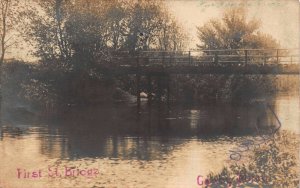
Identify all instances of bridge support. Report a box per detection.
[157,76,162,102]
[167,76,170,106]
[136,56,141,110]
[136,74,141,109]
[147,75,152,104]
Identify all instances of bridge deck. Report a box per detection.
[100,63,300,75]
[99,49,300,75]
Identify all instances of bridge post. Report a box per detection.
[245,50,248,64]
[214,52,218,64]
[276,49,279,63]
[157,76,162,101]
[136,56,141,109]
[189,51,191,64]
[167,75,170,107]
[147,75,152,104]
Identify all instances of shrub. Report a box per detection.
[206,131,299,187]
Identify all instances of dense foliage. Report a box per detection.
[197,8,279,51]
[26,0,188,64]
[192,8,281,103]
[203,131,299,187]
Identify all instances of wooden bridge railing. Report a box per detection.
[109,48,300,66]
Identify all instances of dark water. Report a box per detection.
[0,92,299,187]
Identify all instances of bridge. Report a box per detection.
[96,48,300,106]
[100,48,300,75]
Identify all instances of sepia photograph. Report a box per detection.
[0,0,299,187]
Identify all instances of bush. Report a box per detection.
[205,131,299,187]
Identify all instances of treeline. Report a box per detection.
[0,1,289,112]
[25,0,188,65]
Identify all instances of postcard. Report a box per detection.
[0,0,299,187]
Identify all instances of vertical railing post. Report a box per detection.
[166,75,170,107]
[189,51,191,64]
[276,49,279,64]
[214,51,218,64]
[173,51,175,65]
[245,50,248,64]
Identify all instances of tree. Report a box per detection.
[124,0,164,52]
[105,0,128,51]
[157,13,188,51]
[0,0,23,64]
[194,7,280,102]
[0,0,26,108]
[25,0,73,62]
[122,0,188,53]
[197,7,279,51]
[27,0,188,61]
[65,3,107,63]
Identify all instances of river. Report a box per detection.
[0,90,299,188]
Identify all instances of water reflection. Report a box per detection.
[0,93,299,187]
[1,95,294,160]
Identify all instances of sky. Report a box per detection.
[167,0,300,49]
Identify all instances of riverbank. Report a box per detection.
[2,61,298,113]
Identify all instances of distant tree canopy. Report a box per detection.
[26,0,188,64]
[196,8,280,51]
